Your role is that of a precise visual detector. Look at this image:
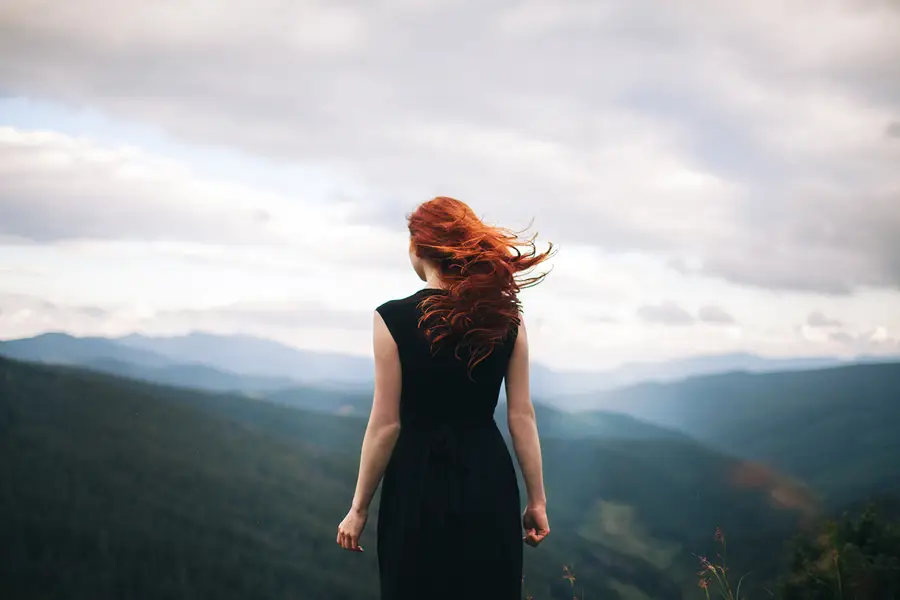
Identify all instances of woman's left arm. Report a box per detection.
[337,310,402,551]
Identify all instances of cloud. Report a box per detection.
[807,310,843,328]
[1,0,898,293]
[637,302,736,326]
[0,293,374,352]
[697,305,736,325]
[0,127,413,275]
[0,265,43,277]
[828,327,899,355]
[584,314,618,325]
[636,301,695,326]
[828,331,855,345]
[887,122,900,138]
[687,187,900,294]
[0,293,113,338]
[153,302,373,332]
[0,127,313,245]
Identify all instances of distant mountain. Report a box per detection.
[571,362,900,506]
[607,352,842,383]
[83,357,298,394]
[0,333,303,395]
[115,332,373,388]
[0,332,174,368]
[6,331,896,398]
[1,355,809,599]
[533,352,897,399]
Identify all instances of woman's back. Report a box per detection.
[376,288,517,427]
[375,288,523,600]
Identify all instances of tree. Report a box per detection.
[778,505,900,600]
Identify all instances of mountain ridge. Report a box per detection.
[571,362,900,507]
[4,330,896,398]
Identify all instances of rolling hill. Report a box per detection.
[0,356,371,600]
[571,362,900,506]
[0,355,809,599]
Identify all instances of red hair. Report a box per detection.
[408,196,555,373]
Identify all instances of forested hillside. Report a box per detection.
[573,363,900,505]
[1,356,811,599]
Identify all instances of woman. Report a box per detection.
[337,196,554,599]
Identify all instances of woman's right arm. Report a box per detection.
[505,317,550,544]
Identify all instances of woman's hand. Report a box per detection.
[337,506,368,552]
[522,504,550,547]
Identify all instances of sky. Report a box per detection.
[1,0,899,371]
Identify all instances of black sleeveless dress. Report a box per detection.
[375,288,523,600]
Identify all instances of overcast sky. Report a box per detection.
[1,0,898,370]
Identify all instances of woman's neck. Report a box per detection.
[423,265,446,290]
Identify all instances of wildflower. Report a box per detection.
[714,527,724,542]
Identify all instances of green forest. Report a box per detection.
[2,355,899,599]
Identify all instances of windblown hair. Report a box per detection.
[408,196,555,373]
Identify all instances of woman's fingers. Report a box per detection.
[523,527,549,547]
[336,528,365,552]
